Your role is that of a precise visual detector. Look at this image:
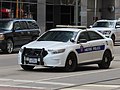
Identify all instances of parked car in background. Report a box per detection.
[90,19,120,44]
[18,27,114,72]
[0,19,41,53]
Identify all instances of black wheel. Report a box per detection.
[65,53,77,72]
[21,65,35,71]
[98,51,112,69]
[111,35,115,45]
[2,39,14,53]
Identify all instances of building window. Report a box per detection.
[0,0,37,20]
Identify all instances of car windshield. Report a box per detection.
[37,31,78,42]
[92,21,115,28]
[0,20,12,30]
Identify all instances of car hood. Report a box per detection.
[22,41,72,50]
[0,28,10,33]
[90,27,114,31]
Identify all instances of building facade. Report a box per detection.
[0,0,120,33]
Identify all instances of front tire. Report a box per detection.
[111,35,115,45]
[98,51,112,69]
[21,65,35,71]
[65,53,77,72]
[2,39,14,53]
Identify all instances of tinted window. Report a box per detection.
[38,31,77,42]
[78,31,90,41]
[13,21,21,30]
[88,31,104,40]
[116,22,120,27]
[19,21,28,29]
[27,21,39,29]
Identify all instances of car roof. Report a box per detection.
[0,18,35,22]
[96,19,118,22]
[49,28,83,32]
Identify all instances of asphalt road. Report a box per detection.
[0,44,120,90]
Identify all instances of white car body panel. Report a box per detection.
[18,28,114,69]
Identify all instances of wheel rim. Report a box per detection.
[65,55,77,71]
[68,59,72,66]
[100,53,110,69]
[104,57,108,63]
[7,40,13,53]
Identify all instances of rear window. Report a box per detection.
[27,21,39,29]
[19,21,28,29]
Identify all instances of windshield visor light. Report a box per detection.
[103,31,111,35]
[48,49,65,54]
[0,34,5,40]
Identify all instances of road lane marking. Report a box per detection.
[0,78,75,86]
[36,68,120,82]
[37,81,75,86]
[0,68,120,83]
[60,84,120,90]
[0,84,46,90]
[83,84,120,88]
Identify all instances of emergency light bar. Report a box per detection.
[56,25,87,29]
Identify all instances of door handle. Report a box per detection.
[27,31,30,34]
[20,32,24,34]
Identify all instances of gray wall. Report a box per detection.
[87,0,115,26]
[87,0,102,26]
[115,0,120,19]
[37,0,46,34]
[102,0,115,19]
[81,0,87,26]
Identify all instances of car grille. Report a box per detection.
[22,48,48,65]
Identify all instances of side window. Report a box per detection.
[19,21,28,29]
[116,22,120,28]
[13,21,21,30]
[88,31,104,40]
[27,21,39,29]
[78,31,90,41]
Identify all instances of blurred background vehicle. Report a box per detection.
[90,19,120,45]
[0,18,41,53]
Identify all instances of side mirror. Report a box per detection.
[116,25,120,28]
[70,38,75,43]
[89,25,93,28]
[78,39,87,43]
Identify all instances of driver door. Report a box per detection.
[77,31,92,63]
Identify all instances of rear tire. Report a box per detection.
[21,65,35,71]
[65,53,77,72]
[111,35,115,45]
[98,51,112,69]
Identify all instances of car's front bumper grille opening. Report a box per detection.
[22,48,48,65]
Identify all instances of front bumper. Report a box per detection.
[18,48,66,67]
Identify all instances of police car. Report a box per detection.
[90,19,120,44]
[18,27,114,71]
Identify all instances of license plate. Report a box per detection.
[29,58,37,64]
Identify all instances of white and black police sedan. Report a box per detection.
[18,27,114,72]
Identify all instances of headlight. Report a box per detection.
[103,31,111,35]
[0,34,5,40]
[48,49,65,54]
